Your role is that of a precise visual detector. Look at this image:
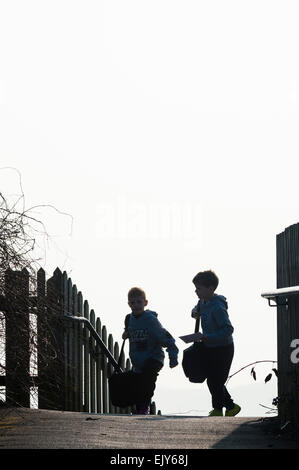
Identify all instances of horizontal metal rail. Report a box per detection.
[64,315,123,372]
[261,285,299,307]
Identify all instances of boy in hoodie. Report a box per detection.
[191,270,241,417]
[122,287,179,414]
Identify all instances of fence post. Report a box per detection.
[37,267,50,409]
[90,309,96,413]
[102,326,108,413]
[276,223,299,426]
[66,277,74,411]
[96,317,102,413]
[62,271,68,411]
[114,342,120,414]
[108,334,115,414]
[83,300,90,412]
[125,358,134,414]
[72,284,79,411]
[77,291,84,412]
[5,268,30,407]
[43,267,65,410]
[119,349,126,414]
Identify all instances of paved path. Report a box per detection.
[0,407,298,450]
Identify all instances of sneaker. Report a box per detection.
[208,408,223,417]
[225,404,241,416]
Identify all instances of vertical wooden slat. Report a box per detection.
[119,348,126,414]
[125,358,133,414]
[62,271,68,411]
[77,291,84,412]
[72,284,79,411]
[90,309,96,413]
[102,326,108,413]
[41,268,65,410]
[67,278,73,411]
[83,300,90,412]
[108,334,115,414]
[37,268,48,409]
[277,227,291,423]
[96,317,102,413]
[5,268,30,407]
[150,401,156,415]
[284,226,294,423]
[289,224,299,425]
[276,231,284,421]
[113,342,119,414]
[294,224,299,426]
[54,267,66,411]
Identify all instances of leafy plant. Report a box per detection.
[226,361,279,414]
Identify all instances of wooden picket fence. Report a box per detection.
[0,267,154,414]
[276,223,299,426]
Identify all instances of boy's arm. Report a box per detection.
[122,313,131,339]
[122,331,129,339]
[191,302,201,319]
[149,318,179,367]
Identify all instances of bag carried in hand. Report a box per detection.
[108,314,141,408]
[182,318,207,383]
[109,369,141,407]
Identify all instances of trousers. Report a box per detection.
[136,358,163,407]
[204,342,234,410]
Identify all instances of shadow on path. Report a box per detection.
[211,418,299,449]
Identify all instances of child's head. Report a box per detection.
[192,270,219,301]
[128,287,148,316]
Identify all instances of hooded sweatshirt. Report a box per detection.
[195,294,234,348]
[126,309,179,373]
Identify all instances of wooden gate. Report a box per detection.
[276,223,299,426]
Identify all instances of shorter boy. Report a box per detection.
[191,270,241,417]
[123,287,179,414]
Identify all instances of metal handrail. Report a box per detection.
[64,314,123,372]
[261,285,299,307]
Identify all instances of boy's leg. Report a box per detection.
[205,343,234,410]
[136,359,163,413]
[222,386,234,409]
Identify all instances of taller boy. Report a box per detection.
[192,270,241,417]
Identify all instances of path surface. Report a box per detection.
[0,407,298,449]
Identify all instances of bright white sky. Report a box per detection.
[1,0,299,416]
